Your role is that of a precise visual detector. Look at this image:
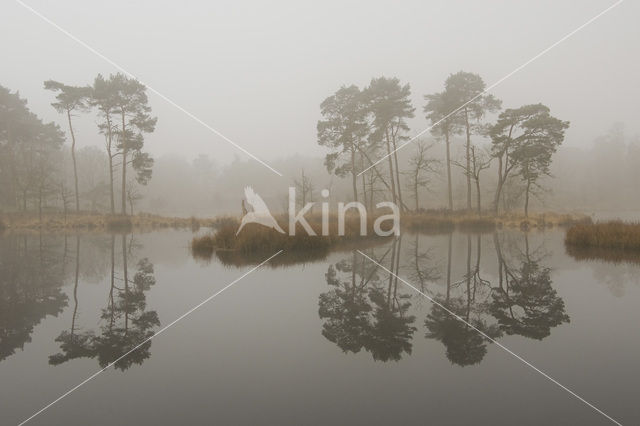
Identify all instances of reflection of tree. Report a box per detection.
[318,238,416,362]
[491,233,569,340]
[406,234,440,293]
[49,236,95,365]
[319,253,373,353]
[425,301,498,366]
[425,234,500,366]
[50,234,159,371]
[0,234,68,362]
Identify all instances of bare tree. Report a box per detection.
[59,180,73,222]
[126,180,143,216]
[453,145,492,214]
[405,141,438,211]
[294,169,314,209]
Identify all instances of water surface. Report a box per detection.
[0,229,638,425]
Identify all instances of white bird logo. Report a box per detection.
[236,186,285,235]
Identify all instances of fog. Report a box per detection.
[1,0,638,216]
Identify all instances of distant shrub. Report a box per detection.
[190,216,201,232]
[211,216,240,230]
[457,217,496,232]
[106,215,133,232]
[404,215,455,234]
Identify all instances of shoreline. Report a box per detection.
[0,211,590,233]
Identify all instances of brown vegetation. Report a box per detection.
[0,212,216,232]
[565,221,640,263]
[403,211,589,234]
[191,214,392,261]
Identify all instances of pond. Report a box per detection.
[0,229,638,425]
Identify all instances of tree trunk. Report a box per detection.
[390,127,404,212]
[350,147,358,202]
[122,234,129,332]
[445,131,453,210]
[67,109,80,213]
[494,155,503,214]
[38,188,43,225]
[413,170,419,211]
[524,178,531,217]
[106,114,115,215]
[368,172,374,212]
[466,234,471,320]
[361,172,367,209]
[476,176,482,215]
[464,108,472,210]
[384,130,397,204]
[120,111,127,215]
[109,235,115,330]
[358,147,411,211]
[71,236,80,338]
[446,232,452,302]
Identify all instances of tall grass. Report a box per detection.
[0,217,5,233]
[565,221,640,263]
[566,221,640,251]
[191,214,391,259]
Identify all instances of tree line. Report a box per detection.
[0,73,156,216]
[317,71,569,216]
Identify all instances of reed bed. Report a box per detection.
[191,213,391,260]
[566,221,640,252]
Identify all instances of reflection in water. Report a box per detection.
[320,232,570,366]
[424,234,501,366]
[49,234,160,371]
[0,234,68,362]
[0,230,576,371]
[319,237,417,361]
[491,233,569,340]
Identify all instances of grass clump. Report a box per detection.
[566,221,640,251]
[190,234,216,260]
[565,221,640,263]
[191,214,391,261]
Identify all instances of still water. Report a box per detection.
[0,229,638,425]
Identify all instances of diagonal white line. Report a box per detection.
[17,249,283,426]
[358,0,624,177]
[357,249,622,426]
[15,0,284,177]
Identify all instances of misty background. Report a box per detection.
[1,0,638,216]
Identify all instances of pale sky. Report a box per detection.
[2,0,638,171]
